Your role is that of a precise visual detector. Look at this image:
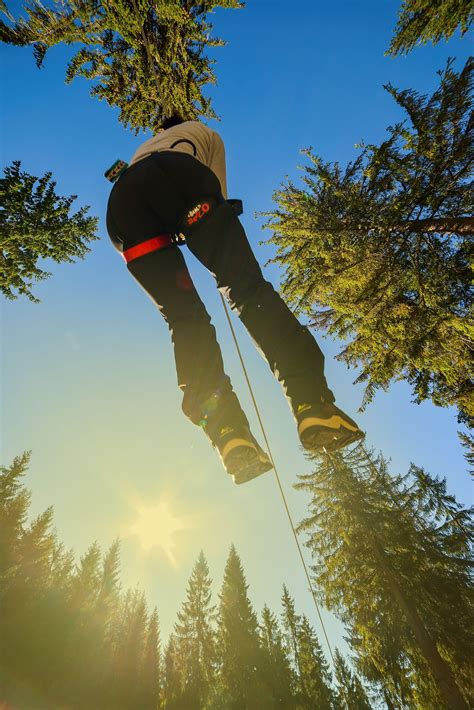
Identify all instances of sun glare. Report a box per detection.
[130,500,187,566]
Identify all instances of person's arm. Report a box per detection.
[208,130,228,199]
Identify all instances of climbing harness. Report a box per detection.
[105,159,243,263]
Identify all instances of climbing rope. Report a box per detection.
[222,296,355,710]
[219,293,338,667]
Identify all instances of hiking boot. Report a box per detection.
[296,401,364,453]
[211,424,273,484]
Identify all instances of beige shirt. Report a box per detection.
[130,121,228,199]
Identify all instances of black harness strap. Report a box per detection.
[169,138,198,157]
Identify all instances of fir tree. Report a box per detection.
[163,633,183,709]
[0,161,98,302]
[139,608,162,710]
[112,588,150,708]
[333,649,373,710]
[173,550,217,708]
[387,0,473,56]
[0,0,243,132]
[296,444,473,709]
[280,585,303,700]
[217,544,269,710]
[297,615,336,709]
[262,59,473,425]
[0,453,75,703]
[259,604,296,709]
[281,588,335,710]
[0,452,163,709]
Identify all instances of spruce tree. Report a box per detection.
[0,0,243,132]
[281,589,335,710]
[297,615,336,709]
[110,588,149,708]
[387,0,473,56]
[139,608,162,710]
[0,453,75,703]
[0,452,163,708]
[1,161,98,302]
[333,649,373,710]
[259,604,296,709]
[173,550,217,708]
[163,633,182,709]
[217,544,268,710]
[296,444,473,709]
[280,585,303,701]
[262,59,473,425]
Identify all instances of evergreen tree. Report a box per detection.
[259,604,296,709]
[296,615,336,709]
[111,588,150,708]
[333,649,373,710]
[458,430,474,476]
[163,633,183,709]
[217,544,269,709]
[296,444,473,709]
[281,589,335,710]
[1,161,98,302]
[280,586,303,700]
[0,452,75,704]
[173,550,217,709]
[0,452,163,709]
[262,59,473,425]
[139,608,162,710]
[387,0,473,56]
[0,0,243,132]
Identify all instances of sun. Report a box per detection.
[130,499,187,566]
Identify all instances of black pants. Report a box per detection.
[106,151,334,438]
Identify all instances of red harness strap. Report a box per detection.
[123,234,173,263]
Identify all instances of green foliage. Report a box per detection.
[296,444,473,708]
[172,550,217,708]
[262,59,474,423]
[0,160,98,302]
[217,544,270,709]
[458,430,474,475]
[259,604,296,709]
[387,0,473,56]
[12,449,470,708]
[0,452,161,709]
[0,0,244,132]
[280,587,337,709]
[333,648,373,710]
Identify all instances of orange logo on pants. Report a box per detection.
[187,202,210,226]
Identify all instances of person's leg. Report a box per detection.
[184,202,364,451]
[106,159,244,433]
[106,156,272,479]
[184,201,334,412]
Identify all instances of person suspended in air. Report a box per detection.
[105,115,364,485]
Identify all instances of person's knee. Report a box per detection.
[227,276,274,315]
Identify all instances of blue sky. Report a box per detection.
[2,0,472,665]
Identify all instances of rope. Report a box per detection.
[219,293,338,668]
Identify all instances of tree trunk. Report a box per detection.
[373,542,469,710]
[398,216,474,235]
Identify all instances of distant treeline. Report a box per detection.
[1,447,472,709]
[0,451,368,709]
